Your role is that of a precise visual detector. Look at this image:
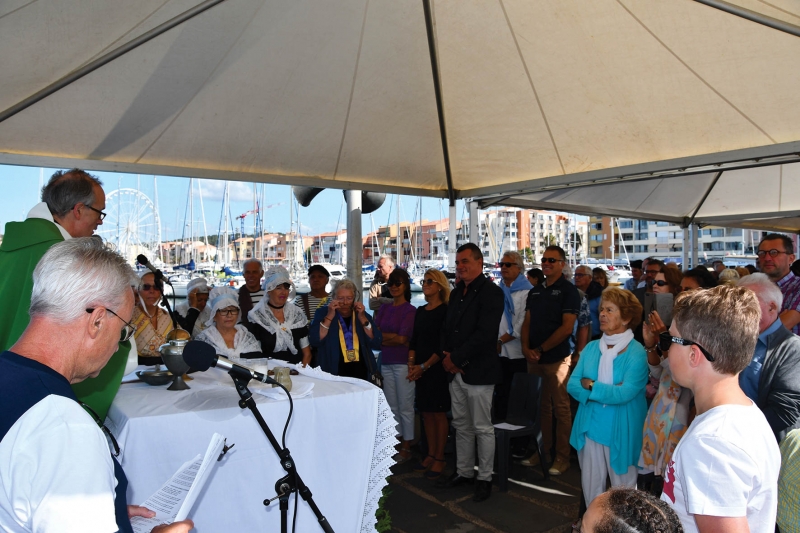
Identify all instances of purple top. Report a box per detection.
[374,302,417,365]
[778,271,800,335]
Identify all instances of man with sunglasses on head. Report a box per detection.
[660,285,780,533]
[0,168,131,420]
[757,233,800,335]
[520,245,581,476]
[0,238,194,533]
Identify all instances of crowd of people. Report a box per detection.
[1,168,799,532]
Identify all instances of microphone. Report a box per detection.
[183,340,277,385]
[136,254,172,285]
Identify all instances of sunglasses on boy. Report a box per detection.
[658,331,714,362]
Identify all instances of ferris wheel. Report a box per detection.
[97,188,162,263]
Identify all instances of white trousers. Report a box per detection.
[450,374,495,482]
[577,437,638,506]
[382,364,416,441]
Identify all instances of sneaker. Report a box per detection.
[548,459,570,476]
[521,453,548,467]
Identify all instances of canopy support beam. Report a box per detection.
[346,190,363,291]
[422,0,456,207]
[0,0,227,125]
[686,171,724,227]
[694,0,800,39]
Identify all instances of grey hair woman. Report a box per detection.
[309,278,383,380]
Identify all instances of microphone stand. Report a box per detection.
[228,372,334,533]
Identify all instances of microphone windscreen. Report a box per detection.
[182,340,217,371]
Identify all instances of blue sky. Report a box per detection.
[0,164,466,241]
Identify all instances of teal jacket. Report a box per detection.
[568,338,649,475]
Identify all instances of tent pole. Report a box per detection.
[694,0,800,39]
[682,226,690,269]
[0,0,227,125]
[422,0,456,206]
[449,204,457,270]
[687,171,724,226]
[468,200,479,245]
[690,224,699,269]
[346,190,363,291]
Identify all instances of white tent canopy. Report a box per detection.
[1,0,799,222]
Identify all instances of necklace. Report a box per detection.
[268,302,285,310]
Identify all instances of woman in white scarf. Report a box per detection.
[567,287,650,512]
[195,287,262,358]
[247,266,311,366]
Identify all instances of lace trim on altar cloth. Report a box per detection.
[278,363,396,532]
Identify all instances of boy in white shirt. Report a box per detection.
[661,285,781,533]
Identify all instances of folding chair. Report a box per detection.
[494,373,547,491]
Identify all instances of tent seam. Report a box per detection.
[498,0,565,175]
[82,0,174,64]
[0,0,37,21]
[754,0,800,21]
[332,0,371,182]
[616,0,777,144]
[134,0,266,164]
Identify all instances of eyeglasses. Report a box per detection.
[271,283,291,291]
[645,269,661,275]
[387,280,405,287]
[541,257,562,264]
[86,307,135,342]
[139,283,161,292]
[422,278,437,286]
[658,331,714,362]
[498,262,518,268]
[216,308,240,317]
[757,249,790,258]
[83,204,107,220]
[573,273,589,278]
[653,280,668,287]
[80,401,120,456]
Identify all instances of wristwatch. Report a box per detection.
[536,345,544,354]
[420,363,426,371]
[589,380,594,390]
[363,321,372,329]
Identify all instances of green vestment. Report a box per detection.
[0,217,130,419]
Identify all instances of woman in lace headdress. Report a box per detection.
[246,266,311,366]
[195,286,262,358]
[131,271,174,365]
[173,277,212,337]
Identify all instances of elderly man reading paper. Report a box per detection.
[0,238,193,533]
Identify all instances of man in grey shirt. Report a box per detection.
[369,254,395,311]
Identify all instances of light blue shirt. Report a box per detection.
[740,318,782,402]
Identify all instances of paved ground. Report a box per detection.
[385,450,583,533]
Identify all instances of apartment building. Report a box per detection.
[588,216,774,262]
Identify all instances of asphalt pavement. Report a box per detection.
[385,450,583,533]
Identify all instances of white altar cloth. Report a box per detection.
[107,365,396,532]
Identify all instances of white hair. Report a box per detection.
[378,254,395,267]
[30,237,138,323]
[331,278,361,302]
[738,272,783,309]
[501,251,524,270]
[575,265,592,276]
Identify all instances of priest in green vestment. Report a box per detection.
[0,169,132,419]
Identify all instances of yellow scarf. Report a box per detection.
[337,314,360,362]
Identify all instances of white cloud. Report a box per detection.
[197,180,255,203]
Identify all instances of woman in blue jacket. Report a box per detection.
[309,278,382,381]
[568,287,648,509]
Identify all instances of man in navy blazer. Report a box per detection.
[439,243,504,502]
